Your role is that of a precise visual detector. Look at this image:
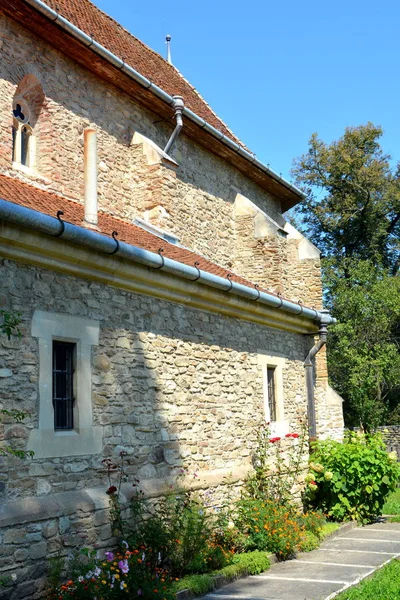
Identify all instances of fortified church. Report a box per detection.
[0,0,343,596]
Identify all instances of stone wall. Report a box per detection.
[377,426,400,458]
[0,256,317,597]
[0,14,325,306]
[0,258,311,501]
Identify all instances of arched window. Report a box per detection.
[12,99,35,168]
[12,75,44,172]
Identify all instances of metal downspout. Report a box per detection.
[304,310,330,440]
[164,96,184,155]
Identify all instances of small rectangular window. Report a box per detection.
[52,341,75,430]
[267,367,277,422]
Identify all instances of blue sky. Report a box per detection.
[95,0,399,182]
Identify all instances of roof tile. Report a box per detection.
[42,0,241,144]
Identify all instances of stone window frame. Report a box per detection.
[257,352,289,436]
[12,98,37,173]
[27,310,102,458]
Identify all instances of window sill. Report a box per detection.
[27,427,103,458]
[12,162,50,183]
[269,420,289,437]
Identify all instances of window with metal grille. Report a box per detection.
[52,341,75,430]
[267,367,277,422]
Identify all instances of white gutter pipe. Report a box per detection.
[22,0,305,202]
[83,127,98,226]
[0,199,335,327]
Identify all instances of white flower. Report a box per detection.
[11,574,17,582]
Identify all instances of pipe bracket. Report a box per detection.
[190,261,201,282]
[296,300,304,315]
[276,292,283,309]
[224,273,233,292]
[251,284,260,301]
[53,211,65,237]
[152,248,165,269]
[107,231,119,255]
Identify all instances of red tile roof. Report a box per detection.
[0,174,277,294]
[41,0,241,145]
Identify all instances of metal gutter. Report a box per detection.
[0,199,335,326]
[22,0,305,202]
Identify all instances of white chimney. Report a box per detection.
[84,127,98,226]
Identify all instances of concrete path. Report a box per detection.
[201,522,400,600]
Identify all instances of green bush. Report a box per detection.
[304,432,400,524]
[127,488,233,577]
[234,498,304,559]
[297,531,320,552]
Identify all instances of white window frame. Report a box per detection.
[257,352,289,437]
[27,310,102,458]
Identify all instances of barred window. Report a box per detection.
[53,341,75,430]
[267,367,277,422]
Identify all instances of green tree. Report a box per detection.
[292,123,400,274]
[291,124,400,429]
[324,260,400,429]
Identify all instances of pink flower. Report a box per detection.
[269,437,281,443]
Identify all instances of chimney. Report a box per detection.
[84,127,98,226]
[166,34,172,64]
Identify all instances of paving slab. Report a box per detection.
[200,522,400,600]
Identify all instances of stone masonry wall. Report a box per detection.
[0,258,311,501]
[377,426,400,459]
[0,257,313,597]
[0,14,325,303]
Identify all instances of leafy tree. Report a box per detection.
[324,260,400,430]
[292,123,400,274]
[291,124,400,429]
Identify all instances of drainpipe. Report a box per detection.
[164,96,184,155]
[84,127,98,226]
[304,309,330,441]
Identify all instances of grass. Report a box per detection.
[172,550,270,596]
[334,559,400,599]
[382,487,400,515]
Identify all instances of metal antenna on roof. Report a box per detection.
[166,35,172,64]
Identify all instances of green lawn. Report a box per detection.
[382,488,400,515]
[334,559,400,600]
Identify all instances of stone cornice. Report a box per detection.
[0,221,319,334]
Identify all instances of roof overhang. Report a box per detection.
[2,0,304,211]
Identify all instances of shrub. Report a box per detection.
[51,545,176,599]
[304,431,400,524]
[234,498,304,559]
[127,486,233,577]
[297,531,320,552]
